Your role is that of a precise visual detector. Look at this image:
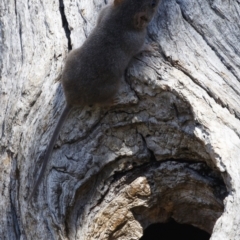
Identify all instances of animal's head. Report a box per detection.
[114,0,161,29]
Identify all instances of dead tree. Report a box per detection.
[0,0,239,239]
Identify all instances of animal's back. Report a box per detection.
[61,5,146,107]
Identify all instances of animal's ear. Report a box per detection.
[134,12,148,29]
[114,0,125,6]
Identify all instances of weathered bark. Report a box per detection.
[0,0,239,239]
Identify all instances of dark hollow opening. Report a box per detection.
[140,219,210,240]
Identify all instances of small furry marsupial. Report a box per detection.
[29,0,161,200]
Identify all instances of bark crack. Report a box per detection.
[209,2,228,20]
[59,0,72,51]
[139,133,157,162]
[9,157,21,239]
[19,21,23,63]
[14,0,17,16]
[14,0,23,63]
[10,195,21,239]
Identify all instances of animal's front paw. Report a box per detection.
[149,42,159,52]
[112,96,121,105]
[139,42,159,56]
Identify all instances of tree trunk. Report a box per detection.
[1,0,239,239]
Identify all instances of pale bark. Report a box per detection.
[0,0,240,239]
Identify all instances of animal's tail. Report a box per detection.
[28,104,72,202]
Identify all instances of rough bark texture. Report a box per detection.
[0,0,239,239]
